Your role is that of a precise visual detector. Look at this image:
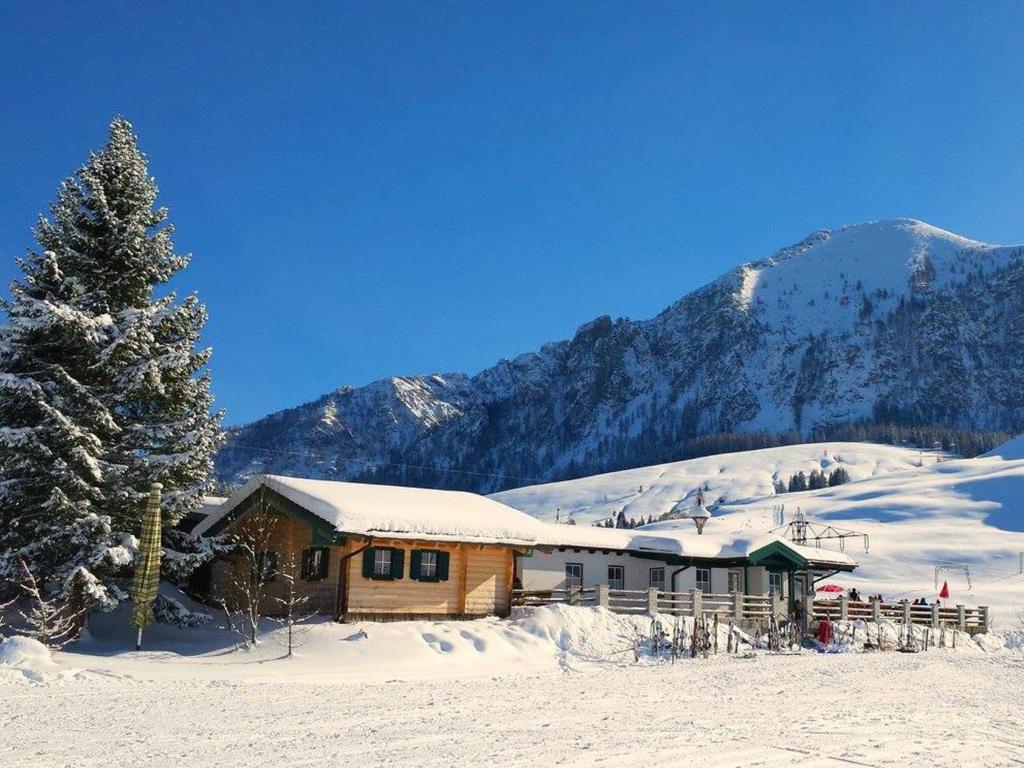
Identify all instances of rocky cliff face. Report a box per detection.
[216,219,1024,491]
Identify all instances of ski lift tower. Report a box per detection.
[791,507,808,545]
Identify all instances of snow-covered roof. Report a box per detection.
[536,519,857,568]
[193,474,550,545]
[199,496,227,516]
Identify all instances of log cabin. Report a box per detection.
[192,474,549,621]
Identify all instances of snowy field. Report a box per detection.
[2,604,1023,767]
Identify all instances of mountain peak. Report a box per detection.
[217,219,1024,492]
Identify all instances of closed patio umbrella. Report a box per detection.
[129,483,163,650]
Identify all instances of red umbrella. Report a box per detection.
[817,583,844,594]
[939,580,950,599]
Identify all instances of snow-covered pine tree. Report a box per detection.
[0,246,127,609]
[35,117,224,533]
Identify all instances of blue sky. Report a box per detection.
[2,2,1023,425]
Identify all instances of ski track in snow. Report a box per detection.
[2,653,1023,766]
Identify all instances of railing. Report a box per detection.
[512,587,596,607]
[513,587,786,624]
[810,597,989,635]
[512,588,991,634]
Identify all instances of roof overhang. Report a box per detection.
[200,486,347,546]
[748,540,856,573]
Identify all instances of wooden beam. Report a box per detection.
[457,543,469,616]
[335,539,371,621]
[503,547,514,617]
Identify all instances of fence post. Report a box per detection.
[839,594,849,621]
[647,587,658,615]
[931,602,940,629]
[902,600,911,626]
[956,604,966,632]
[732,591,743,623]
[569,586,580,606]
[871,597,881,623]
[691,589,702,619]
[596,583,609,610]
[980,605,990,631]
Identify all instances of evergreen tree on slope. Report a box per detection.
[34,117,224,532]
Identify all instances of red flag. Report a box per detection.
[939,580,950,599]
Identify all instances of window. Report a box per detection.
[253,550,278,584]
[728,569,744,594]
[696,567,711,593]
[301,547,329,581]
[373,548,392,577]
[769,572,783,596]
[607,565,624,590]
[410,549,450,582]
[649,567,665,592]
[362,546,404,580]
[420,551,437,579]
[565,563,583,589]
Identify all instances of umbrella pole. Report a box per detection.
[136,627,143,651]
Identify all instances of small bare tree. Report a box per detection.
[226,496,278,646]
[15,558,83,648]
[218,598,249,650]
[0,591,15,637]
[271,551,316,657]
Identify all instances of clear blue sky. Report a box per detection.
[2,2,1023,425]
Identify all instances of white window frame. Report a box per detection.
[728,569,744,594]
[649,567,665,592]
[373,548,392,578]
[607,565,624,590]
[419,550,438,580]
[769,571,784,596]
[565,562,583,589]
[696,567,711,593]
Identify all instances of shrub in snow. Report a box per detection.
[15,557,85,648]
[153,593,211,629]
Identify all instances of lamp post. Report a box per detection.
[691,504,710,535]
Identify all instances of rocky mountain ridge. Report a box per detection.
[216,219,1024,492]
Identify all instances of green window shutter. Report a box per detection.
[437,551,450,581]
[362,547,375,578]
[300,549,311,580]
[319,547,330,580]
[391,548,405,579]
[409,550,422,581]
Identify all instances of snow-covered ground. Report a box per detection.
[493,441,1024,623]
[2,603,1022,767]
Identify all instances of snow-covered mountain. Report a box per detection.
[216,219,1024,490]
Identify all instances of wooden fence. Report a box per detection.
[810,597,989,635]
[513,586,782,624]
[512,588,990,634]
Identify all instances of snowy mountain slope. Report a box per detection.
[217,219,1024,491]
[494,439,1024,620]
[490,441,926,524]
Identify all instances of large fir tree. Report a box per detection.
[0,245,126,607]
[1,117,223,605]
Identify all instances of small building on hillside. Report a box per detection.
[192,475,548,621]
[518,519,857,609]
